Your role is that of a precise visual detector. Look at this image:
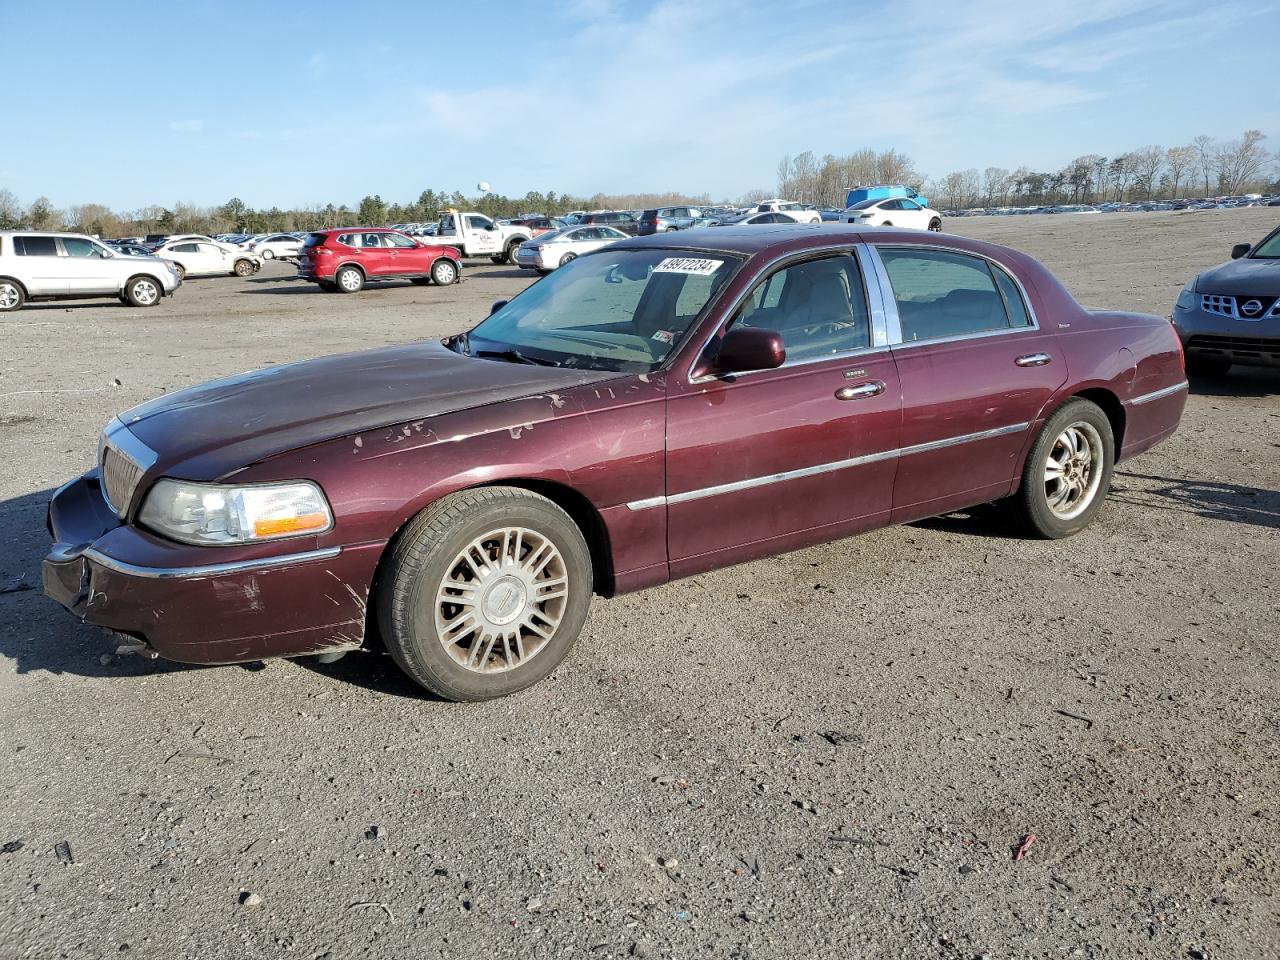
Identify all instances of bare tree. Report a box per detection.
[982,167,1010,206]
[1192,134,1215,195]
[0,189,21,229]
[1131,146,1164,200]
[1164,145,1197,199]
[1214,130,1269,194]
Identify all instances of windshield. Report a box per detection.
[463,249,739,372]
[1251,228,1280,258]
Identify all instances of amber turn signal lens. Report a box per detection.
[253,513,329,538]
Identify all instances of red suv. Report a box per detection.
[297,228,461,293]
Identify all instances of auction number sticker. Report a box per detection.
[653,257,723,276]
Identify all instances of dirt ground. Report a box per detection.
[1,210,1277,959]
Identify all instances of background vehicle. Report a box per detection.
[297,228,462,293]
[844,198,943,231]
[1171,225,1280,374]
[153,239,260,278]
[0,231,180,311]
[749,200,822,224]
[431,211,532,265]
[247,233,303,260]
[579,211,641,235]
[514,224,629,273]
[638,206,719,234]
[844,184,930,208]
[105,240,159,258]
[510,216,567,237]
[714,211,805,226]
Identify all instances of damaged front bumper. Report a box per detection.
[42,471,380,664]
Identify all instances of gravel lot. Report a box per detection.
[2,210,1277,959]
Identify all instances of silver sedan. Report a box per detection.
[515,225,630,274]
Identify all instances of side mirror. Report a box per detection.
[489,299,508,316]
[692,327,786,379]
[1231,243,1251,259]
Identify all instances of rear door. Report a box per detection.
[870,244,1066,522]
[356,233,393,276]
[11,235,66,294]
[664,250,902,577]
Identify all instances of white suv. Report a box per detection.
[0,232,181,312]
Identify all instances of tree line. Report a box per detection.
[0,187,718,238]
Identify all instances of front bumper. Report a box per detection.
[1172,302,1280,367]
[42,471,380,664]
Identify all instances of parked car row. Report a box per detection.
[943,194,1280,218]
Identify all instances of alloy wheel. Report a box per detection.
[1044,421,1104,520]
[132,280,158,305]
[433,526,568,674]
[0,283,20,309]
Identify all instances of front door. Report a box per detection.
[870,244,1067,522]
[665,252,902,578]
[466,216,502,255]
[59,236,118,293]
[381,231,425,274]
[194,242,230,275]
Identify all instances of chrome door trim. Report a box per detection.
[83,545,342,580]
[625,421,1030,511]
[858,244,902,344]
[1126,380,1188,406]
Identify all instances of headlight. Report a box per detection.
[138,479,333,546]
[1174,279,1197,310]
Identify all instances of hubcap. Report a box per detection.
[133,280,158,304]
[434,526,568,674]
[340,270,361,290]
[1044,421,1103,520]
[0,283,18,308]
[436,262,456,283]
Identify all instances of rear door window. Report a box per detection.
[14,236,59,256]
[877,248,1025,342]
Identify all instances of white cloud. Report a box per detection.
[169,119,203,133]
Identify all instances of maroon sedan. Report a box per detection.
[43,226,1188,700]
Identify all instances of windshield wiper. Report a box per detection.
[475,348,560,367]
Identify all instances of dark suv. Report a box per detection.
[579,211,640,235]
[638,206,717,235]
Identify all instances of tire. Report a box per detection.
[0,278,25,312]
[335,265,364,293]
[490,255,506,265]
[558,252,577,267]
[233,259,255,277]
[124,275,162,308]
[664,226,678,233]
[431,258,459,286]
[503,241,523,265]
[377,486,593,701]
[928,218,942,232]
[1008,398,1115,539]
[1184,355,1231,377]
[882,221,893,227]
[173,263,186,282]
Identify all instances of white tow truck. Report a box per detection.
[430,210,534,265]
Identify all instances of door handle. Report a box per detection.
[1016,353,1052,367]
[835,381,885,400]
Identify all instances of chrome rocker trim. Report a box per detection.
[1126,381,1189,406]
[626,422,1030,511]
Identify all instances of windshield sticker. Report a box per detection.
[651,330,675,344]
[653,257,723,276]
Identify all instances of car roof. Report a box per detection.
[609,224,1020,262]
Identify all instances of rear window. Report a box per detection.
[303,234,328,248]
[14,236,59,256]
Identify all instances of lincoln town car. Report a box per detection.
[43,226,1188,700]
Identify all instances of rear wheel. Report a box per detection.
[559,252,577,267]
[377,487,592,701]
[261,248,275,260]
[1185,355,1231,377]
[173,263,186,282]
[0,279,25,312]
[882,221,894,227]
[503,241,522,265]
[336,265,364,293]
[431,258,459,285]
[233,259,255,277]
[124,276,161,307]
[1008,398,1114,539]
[928,218,942,232]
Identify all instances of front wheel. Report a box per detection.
[431,258,458,285]
[0,279,25,312]
[124,276,161,307]
[1008,399,1114,539]
[173,263,186,282]
[233,259,255,277]
[377,487,593,701]
[928,218,942,232]
[503,242,522,265]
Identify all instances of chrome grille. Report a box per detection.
[100,443,144,515]
[1201,294,1235,318]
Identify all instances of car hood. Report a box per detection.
[1195,257,1280,295]
[119,340,617,480]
